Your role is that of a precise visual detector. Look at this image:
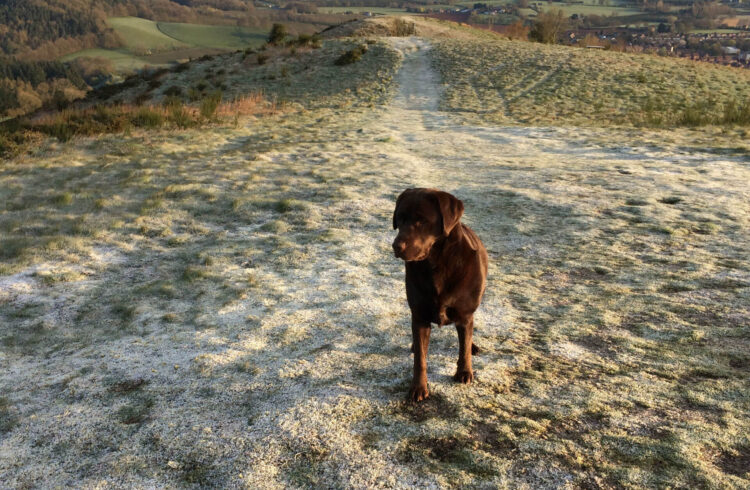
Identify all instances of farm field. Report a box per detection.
[515,1,643,16]
[108,17,190,53]
[319,6,412,15]
[60,16,322,73]
[2,22,749,488]
[156,22,269,51]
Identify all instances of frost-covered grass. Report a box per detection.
[431,37,750,128]
[1,37,749,488]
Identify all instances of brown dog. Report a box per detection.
[392,188,489,402]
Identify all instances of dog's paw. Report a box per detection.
[453,370,474,384]
[408,383,430,402]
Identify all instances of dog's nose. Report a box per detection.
[392,240,406,256]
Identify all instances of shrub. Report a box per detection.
[676,100,713,127]
[132,107,164,128]
[165,98,194,129]
[48,120,74,142]
[91,104,130,133]
[722,98,750,125]
[257,54,269,65]
[268,23,288,45]
[335,45,368,66]
[164,86,182,97]
[200,91,222,121]
[391,18,416,36]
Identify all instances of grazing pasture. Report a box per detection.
[156,23,269,51]
[107,17,190,53]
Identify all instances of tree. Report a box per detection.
[267,23,288,45]
[529,9,567,44]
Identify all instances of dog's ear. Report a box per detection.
[393,189,412,230]
[431,190,464,236]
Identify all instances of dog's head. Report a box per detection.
[392,188,464,261]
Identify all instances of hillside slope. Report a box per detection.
[431,36,750,127]
[1,34,749,488]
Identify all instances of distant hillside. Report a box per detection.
[0,0,349,60]
[0,0,354,118]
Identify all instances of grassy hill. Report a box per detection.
[1,19,749,489]
[431,36,750,127]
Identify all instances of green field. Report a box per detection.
[156,23,269,50]
[690,28,745,34]
[319,6,411,15]
[520,2,643,17]
[60,16,321,73]
[107,17,190,53]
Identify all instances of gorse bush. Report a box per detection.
[391,18,416,37]
[268,23,287,45]
[335,45,368,66]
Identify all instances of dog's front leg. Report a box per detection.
[454,316,474,384]
[409,320,431,402]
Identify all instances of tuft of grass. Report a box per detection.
[199,91,222,121]
[166,98,195,129]
[53,192,74,207]
[132,107,164,128]
[108,378,148,393]
[0,237,31,260]
[659,196,682,205]
[115,396,154,424]
[0,397,17,434]
[182,265,212,282]
[275,198,305,213]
